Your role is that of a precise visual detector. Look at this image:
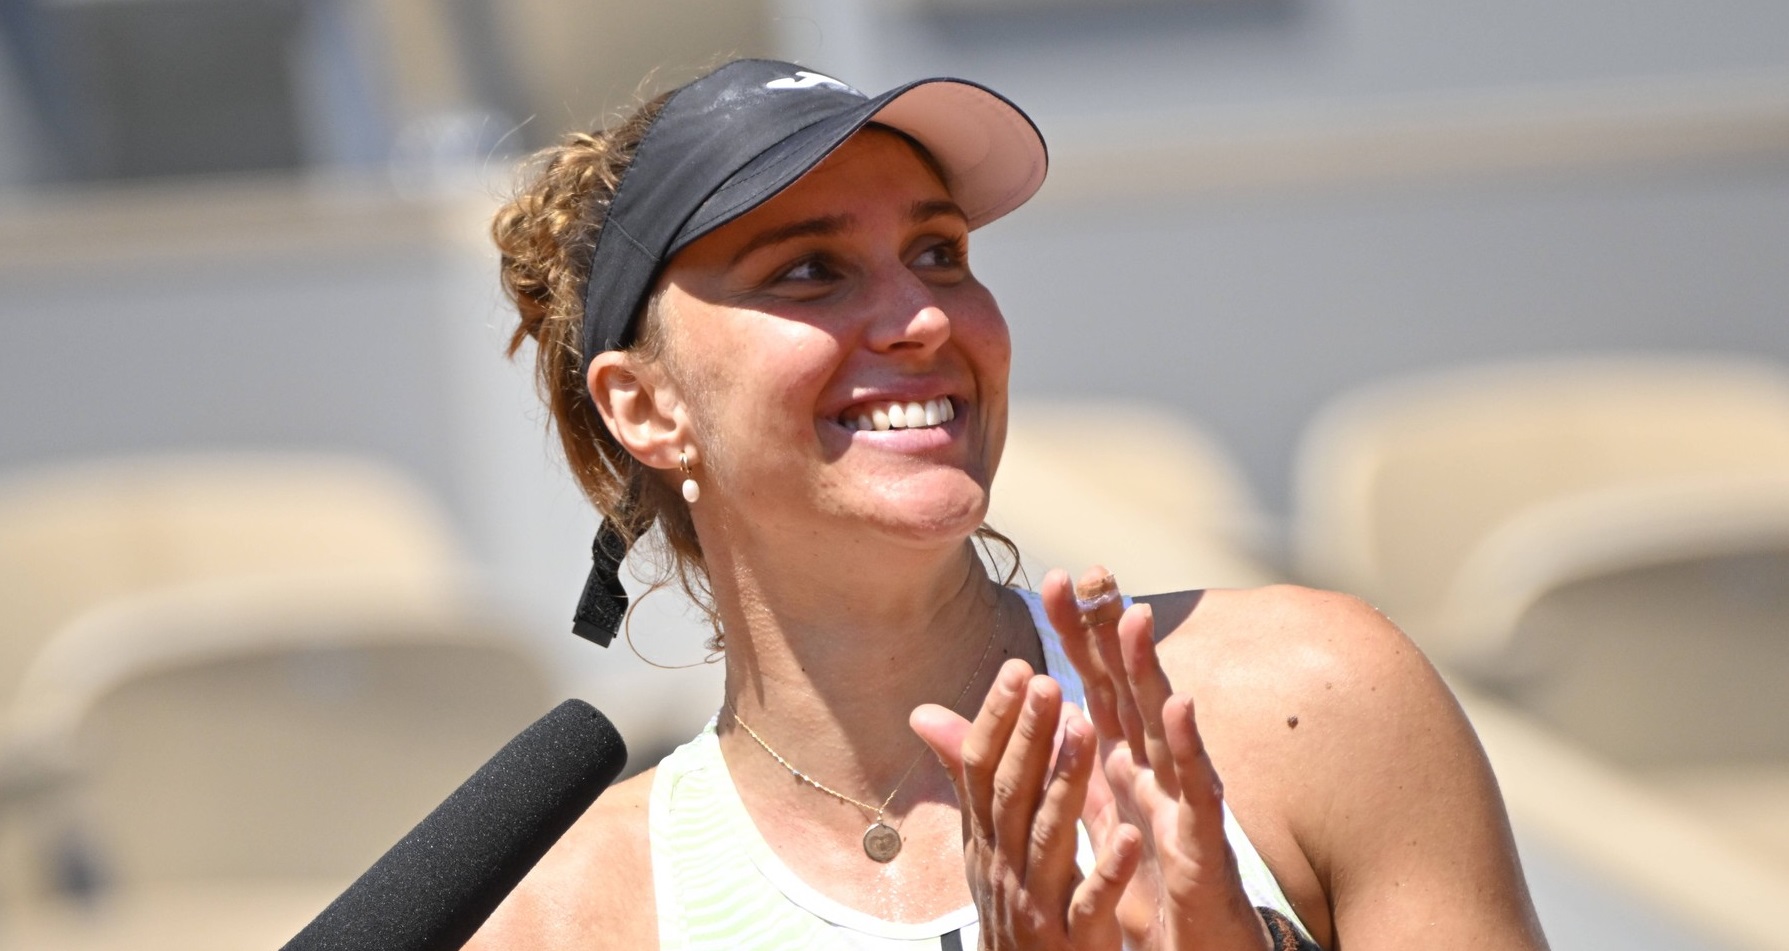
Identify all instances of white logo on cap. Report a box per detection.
[766,71,857,94]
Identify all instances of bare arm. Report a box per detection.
[1134,584,1549,950]
[1041,570,1547,950]
[462,770,658,950]
[1208,587,1547,950]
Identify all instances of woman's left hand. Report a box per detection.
[1041,569,1274,951]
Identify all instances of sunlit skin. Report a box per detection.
[467,127,1550,950]
[567,128,1038,925]
[637,129,1010,552]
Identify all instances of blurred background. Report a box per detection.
[1,0,1787,947]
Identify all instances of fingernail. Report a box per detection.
[1056,734,1081,771]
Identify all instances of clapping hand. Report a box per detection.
[1041,567,1272,951]
[914,570,1272,950]
[912,659,1142,950]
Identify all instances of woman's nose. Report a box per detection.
[864,274,951,356]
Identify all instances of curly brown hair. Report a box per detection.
[491,78,1020,646]
[491,90,714,623]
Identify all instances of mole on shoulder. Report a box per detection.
[1286,715,1299,729]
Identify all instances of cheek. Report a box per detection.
[956,286,1011,470]
[747,321,842,412]
[954,284,1013,382]
[682,313,843,440]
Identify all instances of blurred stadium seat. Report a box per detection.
[0,452,469,712]
[1291,354,1789,652]
[0,574,552,949]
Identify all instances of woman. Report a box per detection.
[471,59,1547,950]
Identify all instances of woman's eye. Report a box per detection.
[914,240,967,271]
[777,257,838,283]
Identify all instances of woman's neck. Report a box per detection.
[706,530,1039,794]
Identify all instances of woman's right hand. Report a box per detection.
[912,658,1141,950]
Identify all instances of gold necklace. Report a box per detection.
[727,590,1011,863]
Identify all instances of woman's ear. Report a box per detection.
[587,351,689,470]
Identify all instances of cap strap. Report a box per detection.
[571,520,631,647]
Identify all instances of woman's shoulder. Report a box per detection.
[1143,583,1472,799]
[465,766,659,949]
[1140,585,1537,948]
[1142,583,1435,718]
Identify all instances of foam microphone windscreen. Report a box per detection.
[283,699,627,951]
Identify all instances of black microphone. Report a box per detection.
[283,699,627,951]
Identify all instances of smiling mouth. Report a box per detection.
[840,397,956,432]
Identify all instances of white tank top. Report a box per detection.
[648,590,1313,949]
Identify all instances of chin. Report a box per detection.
[861,488,989,547]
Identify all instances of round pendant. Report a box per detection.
[862,821,902,863]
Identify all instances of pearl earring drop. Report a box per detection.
[680,452,700,504]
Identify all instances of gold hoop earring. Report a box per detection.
[680,452,700,504]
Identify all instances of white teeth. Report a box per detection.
[845,397,958,432]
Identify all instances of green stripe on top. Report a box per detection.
[651,725,975,949]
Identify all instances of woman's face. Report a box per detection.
[653,128,1010,550]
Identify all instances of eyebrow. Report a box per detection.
[725,199,969,268]
[911,198,967,225]
[728,215,852,268]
